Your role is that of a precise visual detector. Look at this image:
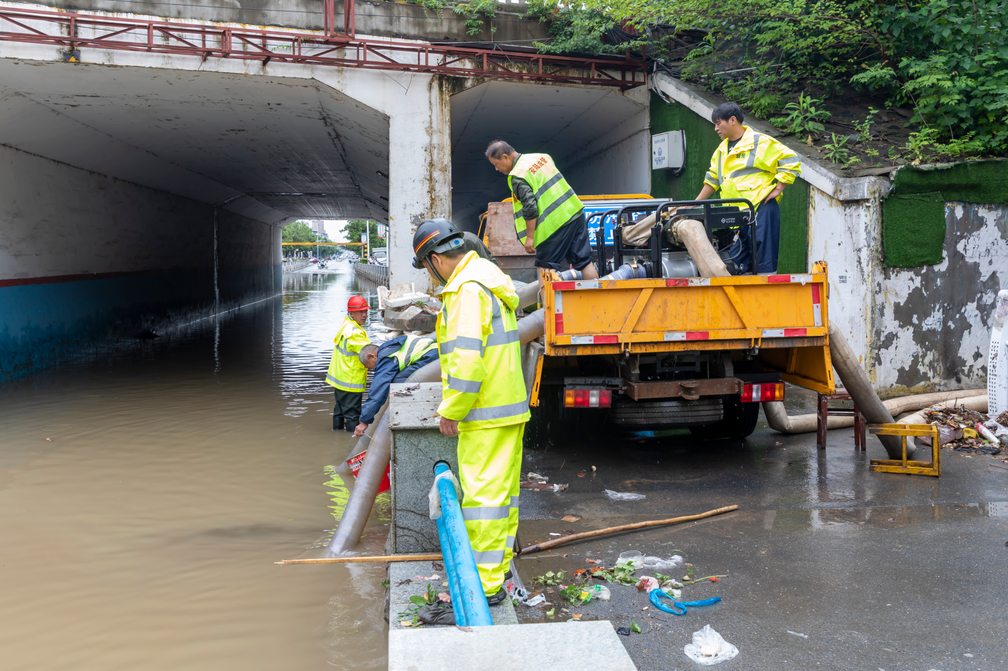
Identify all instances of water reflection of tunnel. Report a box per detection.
[0,60,389,382]
[450,81,651,231]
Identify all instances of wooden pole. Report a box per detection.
[519,505,739,555]
[275,553,442,565]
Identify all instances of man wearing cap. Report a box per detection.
[485,140,599,286]
[326,296,371,432]
[413,218,529,605]
[352,334,440,437]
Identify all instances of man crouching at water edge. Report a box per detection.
[412,217,530,606]
[352,334,440,438]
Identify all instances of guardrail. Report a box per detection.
[282,259,311,273]
[354,263,389,286]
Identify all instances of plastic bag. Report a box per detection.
[683,625,739,665]
[642,554,683,570]
[427,470,462,520]
[587,584,611,601]
[605,489,646,501]
[417,603,455,626]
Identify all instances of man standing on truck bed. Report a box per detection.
[485,140,600,284]
[412,218,530,605]
[694,102,801,274]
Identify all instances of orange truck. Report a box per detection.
[511,197,837,439]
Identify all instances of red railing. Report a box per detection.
[0,4,645,88]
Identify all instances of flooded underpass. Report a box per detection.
[4,263,1008,671]
[0,263,389,670]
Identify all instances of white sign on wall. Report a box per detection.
[651,130,686,172]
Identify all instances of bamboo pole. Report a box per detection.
[519,505,739,555]
[275,553,442,565]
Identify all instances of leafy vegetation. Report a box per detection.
[339,220,385,259]
[526,0,1008,158]
[408,0,498,36]
[282,220,325,257]
[770,93,831,139]
[821,133,860,168]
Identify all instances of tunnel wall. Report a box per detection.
[0,144,279,383]
[563,86,650,198]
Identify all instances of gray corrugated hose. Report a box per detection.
[762,389,987,434]
[326,308,546,556]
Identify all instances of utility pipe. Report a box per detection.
[433,493,467,626]
[326,309,546,555]
[762,389,987,434]
[667,219,731,278]
[433,461,494,626]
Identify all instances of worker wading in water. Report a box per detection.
[412,218,529,605]
[695,102,802,274]
[326,296,371,432]
[485,140,599,290]
[352,334,440,437]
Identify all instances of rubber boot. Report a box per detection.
[334,416,345,431]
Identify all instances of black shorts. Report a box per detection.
[534,212,593,271]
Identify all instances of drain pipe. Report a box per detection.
[326,309,547,556]
[432,461,494,627]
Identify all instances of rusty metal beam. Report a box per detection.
[623,377,743,402]
[0,6,645,88]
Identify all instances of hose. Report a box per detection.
[668,219,731,278]
[326,309,546,555]
[602,264,651,281]
[762,389,987,434]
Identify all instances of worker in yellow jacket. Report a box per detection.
[326,295,371,432]
[412,218,529,605]
[695,102,801,273]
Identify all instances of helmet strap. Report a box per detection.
[424,256,448,285]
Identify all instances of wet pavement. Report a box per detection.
[512,405,1008,671]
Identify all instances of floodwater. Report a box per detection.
[0,264,388,670]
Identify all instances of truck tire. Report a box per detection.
[689,396,760,439]
[611,397,723,428]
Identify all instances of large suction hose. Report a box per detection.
[763,389,987,433]
[326,309,547,556]
[667,219,731,278]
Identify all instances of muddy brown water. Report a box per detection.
[0,266,389,670]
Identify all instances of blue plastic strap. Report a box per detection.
[648,589,721,615]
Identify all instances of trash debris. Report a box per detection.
[787,630,809,639]
[562,515,582,522]
[552,483,568,493]
[587,584,611,601]
[591,465,597,472]
[636,576,722,615]
[616,626,631,636]
[526,472,548,482]
[683,625,739,665]
[577,470,587,478]
[618,550,645,569]
[533,570,565,586]
[605,489,646,501]
[924,405,1003,454]
[525,594,546,607]
[642,555,684,570]
[546,608,555,618]
[417,602,455,626]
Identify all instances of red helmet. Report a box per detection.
[347,295,369,312]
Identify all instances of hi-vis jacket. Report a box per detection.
[391,334,438,371]
[326,316,370,392]
[436,251,531,431]
[704,126,801,209]
[507,153,583,246]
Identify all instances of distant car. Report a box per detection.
[311,258,319,263]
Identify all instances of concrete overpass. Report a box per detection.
[0,0,651,381]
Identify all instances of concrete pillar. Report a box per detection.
[313,69,452,292]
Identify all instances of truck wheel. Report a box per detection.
[610,397,723,428]
[689,397,760,439]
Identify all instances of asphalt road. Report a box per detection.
[512,393,1008,671]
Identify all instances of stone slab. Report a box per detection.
[388,620,637,671]
[388,561,517,632]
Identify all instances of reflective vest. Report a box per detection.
[390,334,438,372]
[436,251,531,431]
[507,153,583,246]
[704,126,802,210]
[326,316,370,392]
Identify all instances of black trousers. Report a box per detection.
[333,389,363,430]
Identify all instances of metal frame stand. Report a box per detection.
[868,423,941,477]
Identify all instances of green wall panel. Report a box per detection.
[649,92,808,273]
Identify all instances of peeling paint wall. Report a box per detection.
[872,203,1008,394]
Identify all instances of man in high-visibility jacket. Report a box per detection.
[352,334,440,437]
[486,140,600,285]
[413,218,529,605]
[326,295,371,432]
[695,102,801,273]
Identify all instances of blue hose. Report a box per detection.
[433,462,494,627]
[648,589,722,615]
[433,511,467,626]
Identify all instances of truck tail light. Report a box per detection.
[741,382,784,403]
[564,389,612,408]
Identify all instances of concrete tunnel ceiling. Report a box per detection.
[0,59,390,224]
[450,81,649,230]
